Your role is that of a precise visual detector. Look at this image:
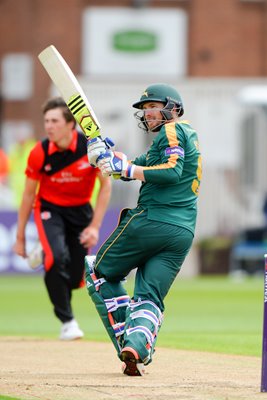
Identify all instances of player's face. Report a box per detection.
[44,108,73,144]
[142,102,165,131]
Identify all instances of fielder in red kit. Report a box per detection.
[13,97,111,340]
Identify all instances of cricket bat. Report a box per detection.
[38,45,101,140]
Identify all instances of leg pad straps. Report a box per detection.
[123,299,163,365]
[85,255,130,355]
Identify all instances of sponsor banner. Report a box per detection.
[82,7,187,78]
[0,209,120,274]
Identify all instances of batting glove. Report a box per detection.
[97,151,135,179]
[87,137,115,167]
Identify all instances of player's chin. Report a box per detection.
[47,133,55,141]
[147,121,158,130]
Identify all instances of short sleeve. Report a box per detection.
[25,142,45,181]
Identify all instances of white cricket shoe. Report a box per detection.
[27,241,43,269]
[59,319,84,341]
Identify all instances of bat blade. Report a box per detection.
[38,45,101,139]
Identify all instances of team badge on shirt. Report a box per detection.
[78,161,90,170]
[44,164,52,172]
[41,211,52,220]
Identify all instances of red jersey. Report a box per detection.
[25,130,98,206]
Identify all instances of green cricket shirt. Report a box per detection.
[132,121,202,235]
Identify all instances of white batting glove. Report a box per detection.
[97,151,135,178]
[87,137,114,167]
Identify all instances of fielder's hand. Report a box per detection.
[87,137,114,167]
[79,226,99,248]
[97,151,135,178]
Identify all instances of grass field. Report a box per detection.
[0,273,264,357]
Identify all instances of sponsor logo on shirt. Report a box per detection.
[165,146,184,157]
[50,172,83,183]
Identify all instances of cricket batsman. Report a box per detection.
[85,83,202,375]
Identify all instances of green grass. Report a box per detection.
[163,276,263,356]
[0,274,264,357]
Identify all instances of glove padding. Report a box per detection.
[97,151,135,178]
[87,137,114,167]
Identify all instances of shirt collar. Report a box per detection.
[48,130,78,155]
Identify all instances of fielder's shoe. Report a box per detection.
[121,346,145,376]
[59,319,84,341]
[27,241,43,269]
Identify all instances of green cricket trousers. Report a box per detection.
[95,206,194,312]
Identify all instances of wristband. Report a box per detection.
[123,164,136,179]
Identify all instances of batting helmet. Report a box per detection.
[133,83,184,132]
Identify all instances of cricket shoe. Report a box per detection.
[59,319,84,341]
[121,347,145,376]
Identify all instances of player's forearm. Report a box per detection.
[16,192,36,239]
[90,179,112,229]
[131,165,146,182]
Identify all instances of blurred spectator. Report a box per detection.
[8,130,36,208]
[0,147,9,181]
[0,147,14,209]
[90,176,100,209]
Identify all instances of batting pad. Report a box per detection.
[123,300,163,365]
[85,255,130,356]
